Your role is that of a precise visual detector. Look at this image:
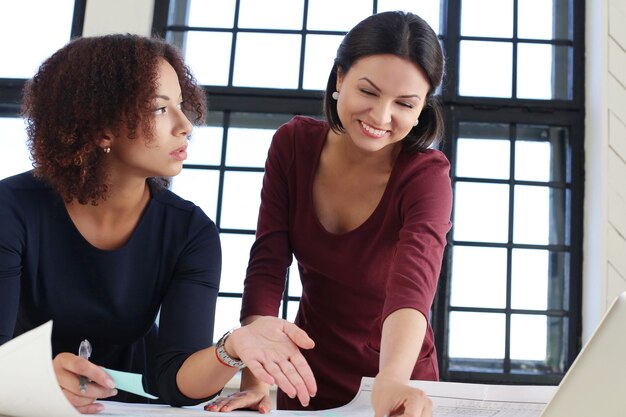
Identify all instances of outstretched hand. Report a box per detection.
[52,353,117,414]
[372,375,433,417]
[228,316,317,407]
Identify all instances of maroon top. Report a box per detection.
[241,116,452,410]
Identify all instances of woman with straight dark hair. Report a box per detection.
[208,11,451,417]
[0,34,316,414]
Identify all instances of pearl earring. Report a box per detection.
[413,119,419,127]
[103,147,111,154]
[331,91,339,100]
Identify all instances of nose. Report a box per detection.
[370,100,392,125]
[176,109,193,138]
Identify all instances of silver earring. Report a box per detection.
[331,91,339,100]
[413,119,419,127]
[103,147,111,154]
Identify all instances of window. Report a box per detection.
[156,0,584,385]
[0,0,85,178]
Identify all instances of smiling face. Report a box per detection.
[105,58,193,180]
[335,54,430,154]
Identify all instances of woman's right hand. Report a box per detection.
[204,384,273,414]
[52,352,118,414]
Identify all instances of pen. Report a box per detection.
[78,339,92,394]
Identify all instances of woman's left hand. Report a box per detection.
[227,316,317,407]
[372,374,433,417]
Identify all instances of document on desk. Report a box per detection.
[0,321,557,417]
[97,377,557,417]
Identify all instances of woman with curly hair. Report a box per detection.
[0,34,315,413]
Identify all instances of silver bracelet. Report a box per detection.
[215,328,246,369]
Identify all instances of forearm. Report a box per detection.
[378,308,428,381]
[176,345,239,399]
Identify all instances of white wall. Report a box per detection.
[83,0,155,37]
[584,0,626,342]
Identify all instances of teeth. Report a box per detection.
[361,122,386,136]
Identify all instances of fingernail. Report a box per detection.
[110,389,118,396]
[105,379,116,389]
[94,404,104,412]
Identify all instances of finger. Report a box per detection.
[266,360,298,400]
[288,353,317,396]
[258,395,273,413]
[76,402,105,414]
[282,323,315,350]
[53,354,116,398]
[61,386,97,408]
[276,359,310,407]
[246,361,276,386]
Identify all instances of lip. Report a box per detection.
[359,120,388,139]
[170,144,188,161]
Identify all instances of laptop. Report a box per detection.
[540,291,626,417]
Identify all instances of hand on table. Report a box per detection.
[204,385,272,413]
[52,352,117,414]
[372,374,432,417]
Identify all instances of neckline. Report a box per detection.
[58,183,155,252]
[310,127,404,237]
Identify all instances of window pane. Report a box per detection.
[306,0,371,31]
[453,182,509,243]
[456,138,510,179]
[449,312,505,360]
[515,140,551,182]
[460,0,513,38]
[511,249,549,310]
[170,169,220,221]
[0,118,31,180]
[1,0,73,78]
[450,246,507,308]
[239,0,304,30]
[459,41,512,98]
[213,297,242,343]
[377,0,442,34]
[226,128,273,168]
[184,31,233,86]
[516,125,569,182]
[187,126,223,166]
[513,185,550,245]
[518,0,553,39]
[220,171,264,230]
[289,259,303,297]
[287,301,300,322]
[303,34,343,90]
[511,314,547,361]
[219,233,255,293]
[233,33,301,88]
[518,44,571,100]
[186,0,236,28]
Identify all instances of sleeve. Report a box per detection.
[382,151,453,321]
[150,208,222,406]
[0,183,24,345]
[240,121,295,320]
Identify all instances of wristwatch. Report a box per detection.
[215,328,246,369]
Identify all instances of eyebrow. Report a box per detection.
[359,77,422,100]
[154,93,183,101]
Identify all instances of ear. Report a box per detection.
[95,130,113,151]
[335,65,345,93]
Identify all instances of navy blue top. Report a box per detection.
[0,171,222,406]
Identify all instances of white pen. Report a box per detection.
[78,339,92,394]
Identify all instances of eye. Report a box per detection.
[360,89,377,96]
[397,101,414,109]
[154,106,167,115]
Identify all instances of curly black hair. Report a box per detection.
[21,34,207,204]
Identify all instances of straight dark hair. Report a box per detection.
[323,11,445,154]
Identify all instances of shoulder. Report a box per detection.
[149,184,217,233]
[401,148,451,181]
[274,116,328,145]
[0,170,54,204]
